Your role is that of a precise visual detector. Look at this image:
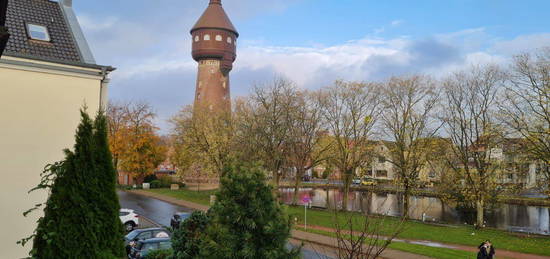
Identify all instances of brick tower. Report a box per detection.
[191,0,238,111]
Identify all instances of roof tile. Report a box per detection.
[5,0,82,63]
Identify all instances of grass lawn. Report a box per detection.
[299,227,479,259]
[287,206,550,256]
[144,188,550,256]
[146,188,213,206]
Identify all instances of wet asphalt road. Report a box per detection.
[117,190,333,259]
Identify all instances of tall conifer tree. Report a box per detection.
[28,110,124,258]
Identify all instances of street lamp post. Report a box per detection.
[0,0,10,57]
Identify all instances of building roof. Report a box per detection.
[4,0,104,68]
[190,0,238,36]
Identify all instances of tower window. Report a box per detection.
[227,37,232,44]
[194,36,199,42]
[204,34,210,41]
[27,23,50,41]
[215,35,222,41]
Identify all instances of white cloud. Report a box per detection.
[492,33,550,55]
[391,20,404,26]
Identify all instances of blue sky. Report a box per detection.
[72,0,550,131]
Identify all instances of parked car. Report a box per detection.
[352,178,361,185]
[128,237,172,259]
[361,177,377,186]
[120,208,139,232]
[124,228,171,255]
[170,212,192,229]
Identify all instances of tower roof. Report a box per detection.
[191,0,238,37]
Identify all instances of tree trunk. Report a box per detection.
[403,184,410,219]
[326,188,330,210]
[342,169,353,211]
[292,168,304,205]
[476,198,484,229]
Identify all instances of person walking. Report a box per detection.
[477,240,496,259]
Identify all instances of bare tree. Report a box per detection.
[379,75,441,217]
[318,81,382,210]
[440,65,507,228]
[500,48,550,190]
[288,91,331,205]
[332,199,406,259]
[234,78,300,188]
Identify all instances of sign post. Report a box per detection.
[302,196,311,230]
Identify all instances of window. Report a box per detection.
[375,170,388,178]
[142,243,158,252]
[203,34,210,41]
[27,23,50,41]
[119,212,129,216]
[227,37,232,44]
[154,231,169,238]
[194,36,199,42]
[378,156,386,163]
[159,241,172,250]
[137,231,153,240]
[215,35,222,41]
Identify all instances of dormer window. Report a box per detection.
[194,36,199,42]
[227,37,232,44]
[215,35,222,41]
[27,23,51,41]
[204,34,210,41]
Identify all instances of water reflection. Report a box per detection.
[279,188,550,235]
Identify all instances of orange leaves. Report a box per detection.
[107,101,166,182]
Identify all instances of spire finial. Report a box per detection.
[210,0,222,5]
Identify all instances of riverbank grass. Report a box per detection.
[144,188,550,256]
[298,227,479,259]
[288,206,550,256]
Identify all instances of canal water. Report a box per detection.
[279,188,550,235]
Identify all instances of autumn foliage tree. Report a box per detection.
[171,105,234,185]
[107,101,166,184]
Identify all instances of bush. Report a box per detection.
[150,180,162,189]
[199,162,300,259]
[159,175,173,188]
[145,249,173,259]
[171,211,209,259]
[144,174,158,183]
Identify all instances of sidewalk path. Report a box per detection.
[297,224,550,259]
[127,190,550,259]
